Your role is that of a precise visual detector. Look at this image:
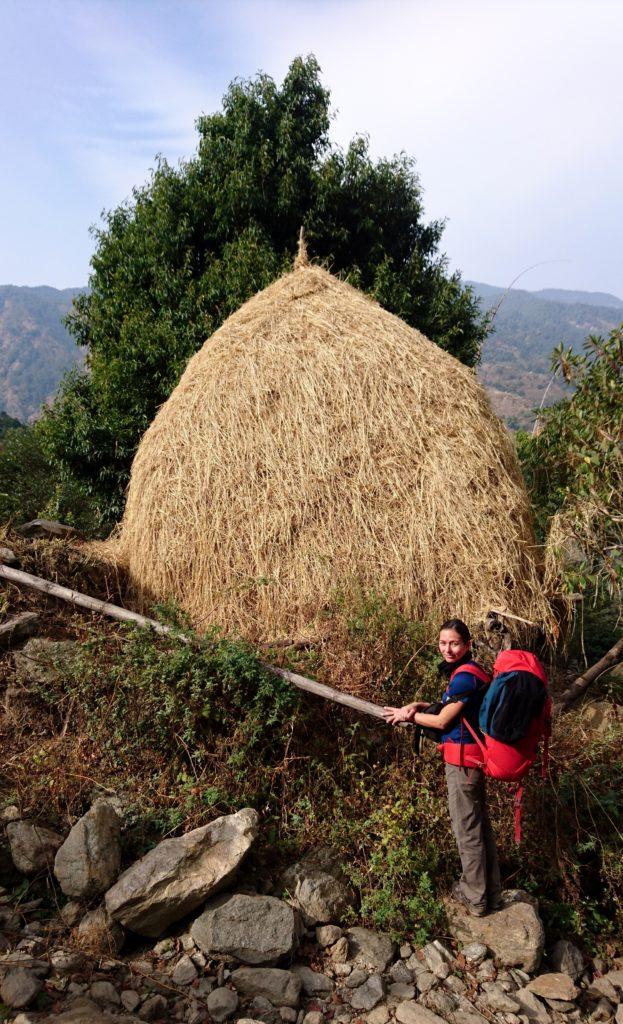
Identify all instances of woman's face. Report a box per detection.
[439,628,471,663]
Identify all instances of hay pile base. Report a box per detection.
[109,258,556,643]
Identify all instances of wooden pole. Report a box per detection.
[0,563,390,723]
[553,636,623,713]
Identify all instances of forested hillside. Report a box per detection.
[473,281,622,429]
[0,284,83,422]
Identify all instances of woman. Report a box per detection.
[383,618,502,917]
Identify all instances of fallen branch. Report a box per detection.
[0,564,388,724]
[554,636,623,713]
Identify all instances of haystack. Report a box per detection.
[112,247,555,641]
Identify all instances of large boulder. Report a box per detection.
[230,967,301,1007]
[191,892,300,964]
[445,890,544,972]
[6,819,63,874]
[105,807,258,936]
[55,800,121,899]
[281,847,355,924]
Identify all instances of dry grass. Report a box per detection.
[106,256,558,649]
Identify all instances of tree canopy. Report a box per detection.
[44,55,485,528]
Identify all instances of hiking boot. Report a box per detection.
[488,895,504,912]
[451,882,487,917]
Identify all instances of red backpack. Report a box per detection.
[461,650,552,843]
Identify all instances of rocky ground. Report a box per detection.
[1,797,622,1024]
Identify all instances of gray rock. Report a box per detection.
[121,989,142,1012]
[191,891,299,965]
[422,941,454,978]
[280,1010,298,1023]
[207,987,239,1021]
[603,968,623,994]
[447,997,488,1024]
[514,986,552,1022]
[423,988,459,1016]
[480,981,521,1012]
[171,953,198,985]
[582,701,621,738]
[330,935,349,963]
[446,890,544,972]
[395,1002,446,1024]
[55,800,121,899]
[60,899,84,927]
[591,997,617,1021]
[615,1004,623,1024]
[291,964,334,996]
[389,960,413,983]
[6,819,64,874]
[348,974,385,1011]
[549,940,584,980]
[49,948,86,974]
[388,982,415,999]
[13,637,79,687]
[17,518,77,538]
[282,847,355,925]
[345,969,368,988]
[366,1006,390,1024]
[414,971,438,994]
[461,942,488,964]
[399,943,413,959]
[139,994,168,1020]
[302,1014,324,1024]
[231,967,301,1007]
[0,546,18,565]
[587,975,618,1002]
[76,906,125,955]
[443,975,467,996]
[0,968,42,1008]
[90,980,121,1004]
[476,958,497,982]
[346,927,395,972]
[527,973,578,1001]
[316,924,343,947]
[105,807,258,936]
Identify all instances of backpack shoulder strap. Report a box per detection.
[450,661,491,686]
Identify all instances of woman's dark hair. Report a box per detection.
[439,618,471,643]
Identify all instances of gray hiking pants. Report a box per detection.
[445,763,502,911]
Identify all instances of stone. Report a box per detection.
[443,975,467,996]
[330,935,349,963]
[291,965,334,996]
[591,998,615,1021]
[54,800,121,899]
[171,953,198,984]
[122,989,142,1011]
[345,969,368,988]
[6,819,63,874]
[616,1005,623,1024]
[514,987,552,1023]
[49,948,86,974]
[415,971,437,994]
[0,806,21,823]
[461,942,488,964]
[526,973,579,1001]
[348,974,385,1011]
[76,906,125,955]
[60,899,84,927]
[207,987,239,1021]
[139,994,168,1020]
[422,941,454,978]
[582,701,621,738]
[346,927,395,972]
[231,967,302,1007]
[13,637,79,687]
[0,612,38,651]
[282,847,355,925]
[280,1009,298,1023]
[445,890,545,972]
[480,981,521,1012]
[549,940,584,980]
[0,968,42,1008]
[316,924,343,947]
[90,979,121,1004]
[587,976,618,1002]
[17,518,77,538]
[476,958,497,982]
[395,1001,446,1024]
[303,1014,324,1024]
[366,1005,390,1024]
[388,982,415,999]
[105,807,258,936]
[400,943,413,959]
[0,546,18,565]
[603,968,623,994]
[191,891,299,964]
[389,961,413,983]
[447,998,488,1024]
[423,989,459,1016]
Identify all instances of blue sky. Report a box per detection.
[1,0,622,297]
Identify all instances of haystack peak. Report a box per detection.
[293,226,309,270]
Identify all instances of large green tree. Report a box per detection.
[46,56,485,527]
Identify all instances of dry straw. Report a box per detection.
[109,247,557,643]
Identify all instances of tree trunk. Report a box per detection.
[553,636,623,713]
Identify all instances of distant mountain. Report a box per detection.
[0,410,22,438]
[0,284,84,422]
[470,282,622,430]
[534,287,623,309]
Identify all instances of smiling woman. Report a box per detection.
[383,618,501,918]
